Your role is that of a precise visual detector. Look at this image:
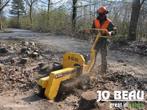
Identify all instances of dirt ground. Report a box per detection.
[0,29,146,110]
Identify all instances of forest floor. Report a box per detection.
[0,29,146,110]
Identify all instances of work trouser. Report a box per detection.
[95,37,107,74]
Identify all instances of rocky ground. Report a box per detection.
[0,29,146,110]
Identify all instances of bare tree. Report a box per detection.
[47,0,51,23]
[128,0,146,41]
[47,0,51,13]
[72,0,78,30]
[25,0,38,25]
[0,0,10,30]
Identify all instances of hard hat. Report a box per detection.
[97,6,108,14]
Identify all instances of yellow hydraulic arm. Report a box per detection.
[83,29,110,73]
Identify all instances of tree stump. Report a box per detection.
[0,47,8,54]
[19,58,29,65]
[78,91,97,110]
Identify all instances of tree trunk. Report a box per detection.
[48,0,50,14]
[47,0,51,21]
[128,0,141,41]
[0,0,2,30]
[0,10,2,30]
[17,10,20,28]
[0,0,10,30]
[29,5,33,26]
[72,0,77,31]
[47,0,51,25]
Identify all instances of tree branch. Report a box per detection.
[0,0,10,11]
[140,0,146,5]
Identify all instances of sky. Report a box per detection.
[4,0,69,17]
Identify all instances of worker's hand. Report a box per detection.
[108,32,113,36]
[111,27,117,35]
[101,29,109,36]
[108,31,116,36]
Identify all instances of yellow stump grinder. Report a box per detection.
[37,29,111,100]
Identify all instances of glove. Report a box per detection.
[109,31,116,36]
[101,29,109,36]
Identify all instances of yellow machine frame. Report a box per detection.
[38,29,110,100]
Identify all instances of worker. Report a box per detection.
[92,6,116,74]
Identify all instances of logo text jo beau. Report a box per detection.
[97,90,144,102]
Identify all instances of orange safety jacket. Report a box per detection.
[93,18,111,30]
